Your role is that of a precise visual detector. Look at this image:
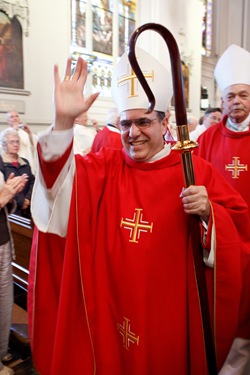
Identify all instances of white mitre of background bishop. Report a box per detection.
[111,47,173,113]
[214,44,250,92]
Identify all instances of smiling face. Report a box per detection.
[120,109,167,162]
[222,84,250,123]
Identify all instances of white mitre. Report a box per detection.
[214,44,250,92]
[111,47,173,113]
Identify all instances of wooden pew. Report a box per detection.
[9,213,33,294]
[8,214,33,353]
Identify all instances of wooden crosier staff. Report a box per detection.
[128,23,217,375]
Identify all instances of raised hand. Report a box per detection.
[20,123,31,133]
[54,57,99,130]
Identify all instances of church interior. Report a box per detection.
[0,0,250,373]
[0,0,249,131]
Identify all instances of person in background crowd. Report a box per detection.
[73,111,99,155]
[0,171,28,375]
[187,115,198,133]
[4,111,37,175]
[190,107,222,141]
[0,128,34,218]
[164,108,177,142]
[91,108,122,152]
[28,48,250,375]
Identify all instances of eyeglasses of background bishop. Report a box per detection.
[119,111,166,132]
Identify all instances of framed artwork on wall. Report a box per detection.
[0,10,24,89]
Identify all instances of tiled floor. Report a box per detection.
[4,356,39,375]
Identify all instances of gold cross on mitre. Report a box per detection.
[117,63,154,97]
[120,208,153,243]
[117,317,139,350]
[225,157,248,179]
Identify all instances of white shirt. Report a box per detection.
[17,128,37,175]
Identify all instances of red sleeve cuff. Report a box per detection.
[37,141,73,189]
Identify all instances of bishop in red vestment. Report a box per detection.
[194,44,250,374]
[195,44,250,211]
[28,47,250,375]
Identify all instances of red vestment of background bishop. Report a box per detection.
[90,125,122,153]
[194,115,250,210]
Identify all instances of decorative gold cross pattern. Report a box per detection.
[225,157,248,179]
[117,66,154,97]
[117,317,139,350]
[120,208,153,243]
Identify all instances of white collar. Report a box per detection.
[106,124,121,134]
[148,142,171,162]
[226,113,250,132]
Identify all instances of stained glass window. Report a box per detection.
[71,0,87,48]
[201,0,213,57]
[92,1,113,55]
[118,0,136,56]
[71,0,136,97]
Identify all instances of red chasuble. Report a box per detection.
[194,115,250,340]
[28,147,250,375]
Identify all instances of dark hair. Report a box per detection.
[204,107,222,116]
[156,111,166,122]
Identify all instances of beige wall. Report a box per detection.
[136,0,203,118]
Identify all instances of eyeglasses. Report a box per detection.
[119,117,158,132]
[7,140,20,145]
[207,115,221,122]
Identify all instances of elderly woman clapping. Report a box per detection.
[0,128,35,218]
